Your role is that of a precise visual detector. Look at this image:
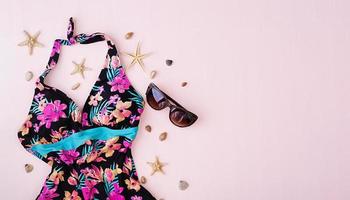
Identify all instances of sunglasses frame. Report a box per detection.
[146,82,198,127]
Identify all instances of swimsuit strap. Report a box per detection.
[37,17,120,84]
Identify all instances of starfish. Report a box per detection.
[147,156,167,175]
[18,31,44,55]
[124,42,150,72]
[71,58,91,79]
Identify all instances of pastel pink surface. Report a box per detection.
[1,0,350,199]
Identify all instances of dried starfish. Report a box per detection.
[124,42,150,72]
[18,31,44,55]
[71,58,91,79]
[147,156,166,175]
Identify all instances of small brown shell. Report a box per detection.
[179,180,189,190]
[181,82,188,87]
[145,125,152,132]
[24,163,34,173]
[159,132,167,141]
[71,82,80,90]
[140,176,147,184]
[165,59,173,66]
[125,32,134,39]
[150,70,157,79]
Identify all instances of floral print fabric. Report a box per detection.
[17,18,156,200]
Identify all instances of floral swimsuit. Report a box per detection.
[17,18,156,200]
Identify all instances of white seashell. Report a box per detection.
[25,71,33,81]
[150,70,157,79]
[71,83,80,90]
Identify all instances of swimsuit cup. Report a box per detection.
[17,17,156,200]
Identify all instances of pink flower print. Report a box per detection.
[48,169,64,185]
[71,108,82,123]
[98,85,105,93]
[107,183,125,200]
[59,150,80,165]
[123,140,131,148]
[85,150,99,163]
[19,114,33,136]
[49,61,57,69]
[129,115,140,125]
[81,112,89,127]
[105,167,122,183]
[119,140,132,153]
[111,100,132,123]
[50,40,61,56]
[37,100,67,128]
[90,165,104,181]
[34,93,44,101]
[37,185,59,200]
[130,108,143,124]
[108,94,120,104]
[137,108,144,114]
[105,168,114,183]
[101,137,122,157]
[131,195,143,200]
[88,92,103,106]
[124,157,133,171]
[82,180,99,200]
[107,70,130,93]
[110,55,121,68]
[50,127,68,143]
[33,123,40,133]
[38,99,47,112]
[76,156,86,165]
[81,165,103,181]
[64,190,80,200]
[93,112,113,126]
[68,176,78,185]
[125,177,141,191]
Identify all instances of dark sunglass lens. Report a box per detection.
[169,109,198,127]
[146,87,168,110]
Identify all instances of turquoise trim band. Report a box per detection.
[31,126,138,156]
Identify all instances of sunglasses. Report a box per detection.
[146,83,198,127]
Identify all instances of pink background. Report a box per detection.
[1,0,350,199]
